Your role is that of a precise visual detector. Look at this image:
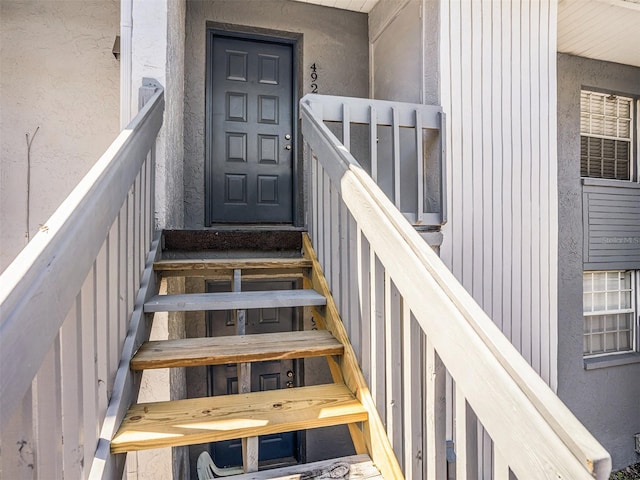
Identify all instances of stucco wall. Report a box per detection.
[0,0,120,273]
[370,0,422,104]
[131,0,185,230]
[183,0,369,228]
[557,53,640,469]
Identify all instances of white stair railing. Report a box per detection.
[0,82,164,479]
[301,94,611,480]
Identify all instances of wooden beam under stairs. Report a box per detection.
[110,383,367,453]
[131,330,344,370]
[144,289,326,312]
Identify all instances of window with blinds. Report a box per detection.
[580,91,633,180]
[583,271,636,356]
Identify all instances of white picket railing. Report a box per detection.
[301,94,611,480]
[0,83,164,480]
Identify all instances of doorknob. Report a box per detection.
[285,145,292,150]
[285,134,291,140]
[287,370,295,378]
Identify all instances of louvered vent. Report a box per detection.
[580,91,633,180]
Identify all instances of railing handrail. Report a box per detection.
[0,87,164,429]
[301,94,611,479]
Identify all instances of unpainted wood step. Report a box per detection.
[154,257,312,274]
[131,330,344,370]
[144,289,326,313]
[110,383,367,453]
[229,454,383,479]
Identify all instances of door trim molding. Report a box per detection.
[205,24,304,226]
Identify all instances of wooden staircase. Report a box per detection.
[110,231,400,479]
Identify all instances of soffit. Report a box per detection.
[288,0,379,13]
[558,0,640,67]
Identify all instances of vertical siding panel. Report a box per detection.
[510,0,523,356]
[501,0,513,343]
[547,0,559,390]
[444,0,462,276]
[440,0,558,385]
[471,0,484,302]
[491,0,504,329]
[520,0,533,365]
[530,0,542,375]
[460,0,473,290]
[481,0,494,316]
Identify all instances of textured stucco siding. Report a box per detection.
[557,53,640,470]
[183,0,369,228]
[0,0,120,273]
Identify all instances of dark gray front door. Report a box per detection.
[207,34,294,224]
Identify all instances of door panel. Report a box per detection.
[206,280,301,468]
[208,35,294,224]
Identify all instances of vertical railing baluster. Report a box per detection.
[134,175,140,300]
[80,272,98,476]
[370,105,378,181]
[339,201,349,327]
[385,276,403,465]
[118,207,128,351]
[322,169,331,282]
[127,189,135,315]
[370,253,386,421]
[59,298,82,478]
[392,107,401,208]
[150,144,157,238]
[455,386,479,480]
[95,247,109,414]
[33,338,63,478]
[348,212,360,358]
[358,230,371,381]
[108,226,119,381]
[402,306,423,479]
[416,110,424,224]
[342,103,351,151]
[330,186,341,306]
[311,149,318,246]
[425,339,447,480]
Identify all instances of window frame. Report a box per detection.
[579,89,639,183]
[583,270,639,359]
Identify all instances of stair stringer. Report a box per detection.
[302,233,404,480]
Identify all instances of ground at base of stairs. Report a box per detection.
[230,454,383,479]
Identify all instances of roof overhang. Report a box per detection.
[558,0,640,67]
[288,0,379,13]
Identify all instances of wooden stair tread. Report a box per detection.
[230,454,383,479]
[131,330,344,370]
[111,383,367,453]
[144,289,326,312]
[154,258,313,271]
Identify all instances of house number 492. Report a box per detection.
[310,63,318,93]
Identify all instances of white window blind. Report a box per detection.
[583,271,635,356]
[580,91,633,180]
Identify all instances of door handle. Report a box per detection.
[285,145,292,150]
